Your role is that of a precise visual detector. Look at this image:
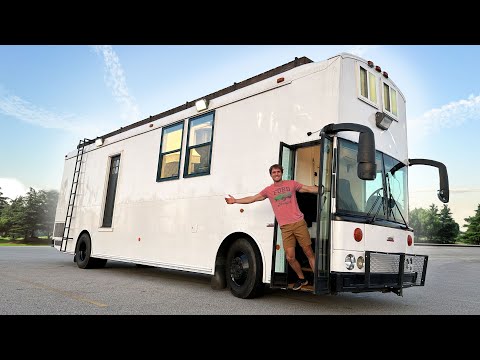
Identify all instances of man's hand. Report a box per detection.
[225,194,236,204]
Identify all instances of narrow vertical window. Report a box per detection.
[360,67,368,98]
[102,154,120,228]
[383,82,398,117]
[157,122,184,181]
[383,83,391,112]
[390,88,398,116]
[184,112,215,177]
[368,72,377,103]
[358,65,377,106]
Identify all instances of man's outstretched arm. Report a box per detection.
[225,193,267,204]
[298,184,319,194]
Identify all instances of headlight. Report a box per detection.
[345,254,356,270]
[357,256,364,269]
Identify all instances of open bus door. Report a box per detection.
[270,142,295,288]
[313,135,333,294]
[270,140,332,293]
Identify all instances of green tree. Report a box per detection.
[1,196,26,239]
[436,204,459,244]
[39,189,59,237]
[460,204,480,245]
[425,204,441,242]
[0,187,9,214]
[409,207,428,241]
[0,188,59,240]
[22,188,46,239]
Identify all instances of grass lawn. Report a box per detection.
[0,236,51,246]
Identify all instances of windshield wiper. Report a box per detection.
[366,194,385,224]
[385,172,408,228]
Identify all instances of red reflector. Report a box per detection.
[354,228,363,242]
[407,235,413,246]
[277,77,284,83]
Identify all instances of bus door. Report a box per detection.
[270,142,295,288]
[314,135,333,294]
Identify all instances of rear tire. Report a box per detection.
[225,238,264,299]
[75,233,107,269]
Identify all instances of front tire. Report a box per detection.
[75,233,107,269]
[225,238,264,299]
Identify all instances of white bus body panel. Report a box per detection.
[330,220,414,273]
[53,53,412,286]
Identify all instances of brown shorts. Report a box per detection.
[280,219,311,249]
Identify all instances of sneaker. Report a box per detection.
[293,278,308,290]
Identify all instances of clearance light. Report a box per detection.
[367,60,374,68]
[195,98,209,112]
[375,65,382,73]
[407,235,413,246]
[357,256,364,269]
[354,228,363,242]
[383,71,389,78]
[345,254,356,270]
[95,137,104,147]
[277,77,285,83]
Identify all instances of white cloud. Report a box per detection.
[91,45,140,123]
[0,178,29,200]
[0,93,103,135]
[344,45,381,57]
[409,94,480,139]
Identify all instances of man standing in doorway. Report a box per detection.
[225,164,319,290]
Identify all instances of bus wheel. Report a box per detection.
[75,233,107,269]
[225,238,264,299]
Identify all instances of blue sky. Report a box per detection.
[0,45,478,228]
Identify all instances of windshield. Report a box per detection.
[336,138,408,224]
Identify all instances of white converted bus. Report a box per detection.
[52,53,449,298]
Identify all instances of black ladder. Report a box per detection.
[60,138,90,252]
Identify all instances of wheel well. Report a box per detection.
[75,230,91,253]
[211,232,264,290]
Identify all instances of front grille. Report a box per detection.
[367,251,428,287]
[332,251,428,294]
[370,252,401,273]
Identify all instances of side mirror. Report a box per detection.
[322,123,376,181]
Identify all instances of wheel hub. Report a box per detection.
[230,253,249,285]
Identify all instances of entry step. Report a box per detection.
[287,283,314,292]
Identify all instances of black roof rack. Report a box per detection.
[82,56,313,148]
